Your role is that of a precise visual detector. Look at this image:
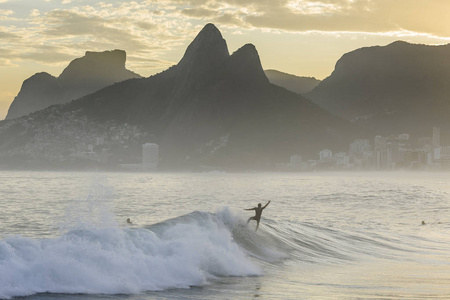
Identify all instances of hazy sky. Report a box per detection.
[1,0,450,120]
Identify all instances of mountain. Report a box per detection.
[6,50,141,120]
[307,41,450,141]
[264,70,320,94]
[0,24,354,170]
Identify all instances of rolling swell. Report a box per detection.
[219,208,418,265]
[148,208,414,267]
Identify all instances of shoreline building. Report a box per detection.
[319,149,333,162]
[432,127,441,168]
[142,143,159,171]
[433,127,440,149]
[350,139,371,169]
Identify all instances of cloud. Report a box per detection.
[29,9,40,17]
[0,2,198,74]
[0,39,74,65]
[136,21,158,30]
[0,9,13,15]
[286,0,343,15]
[216,13,246,27]
[0,0,449,81]
[371,0,450,37]
[0,57,15,67]
[181,8,217,18]
[157,0,450,38]
[0,28,19,39]
[18,45,76,64]
[126,55,175,72]
[38,9,155,53]
[0,9,15,20]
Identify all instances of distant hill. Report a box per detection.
[307,41,450,141]
[265,69,320,94]
[6,50,141,120]
[0,24,354,170]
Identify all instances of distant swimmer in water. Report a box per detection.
[127,218,132,224]
[245,201,270,231]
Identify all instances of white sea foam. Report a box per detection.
[0,210,261,299]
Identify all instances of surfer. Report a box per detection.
[245,201,270,231]
[126,218,132,224]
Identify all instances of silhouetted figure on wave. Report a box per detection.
[245,201,270,231]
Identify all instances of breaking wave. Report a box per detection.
[0,207,418,299]
[0,208,260,299]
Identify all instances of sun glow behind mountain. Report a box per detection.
[0,0,449,120]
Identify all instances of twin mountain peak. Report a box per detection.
[177,23,268,85]
[6,24,268,120]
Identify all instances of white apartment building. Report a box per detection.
[142,143,159,170]
[319,149,333,161]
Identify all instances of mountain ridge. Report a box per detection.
[6,49,141,120]
[264,69,320,94]
[0,24,353,170]
[307,40,450,141]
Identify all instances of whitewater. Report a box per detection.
[0,171,450,299]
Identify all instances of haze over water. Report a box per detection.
[1,171,450,299]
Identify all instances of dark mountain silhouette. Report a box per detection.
[6,50,141,120]
[307,41,450,141]
[0,24,354,170]
[265,69,320,94]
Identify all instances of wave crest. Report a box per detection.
[0,208,261,299]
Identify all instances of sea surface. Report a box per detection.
[0,171,450,299]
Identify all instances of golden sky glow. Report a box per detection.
[1,0,449,119]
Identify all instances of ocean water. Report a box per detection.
[0,171,450,299]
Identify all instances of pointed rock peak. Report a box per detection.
[228,43,269,85]
[189,23,224,50]
[232,44,259,61]
[177,23,229,70]
[200,23,221,36]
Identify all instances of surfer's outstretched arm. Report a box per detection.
[244,207,255,211]
[262,200,271,209]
